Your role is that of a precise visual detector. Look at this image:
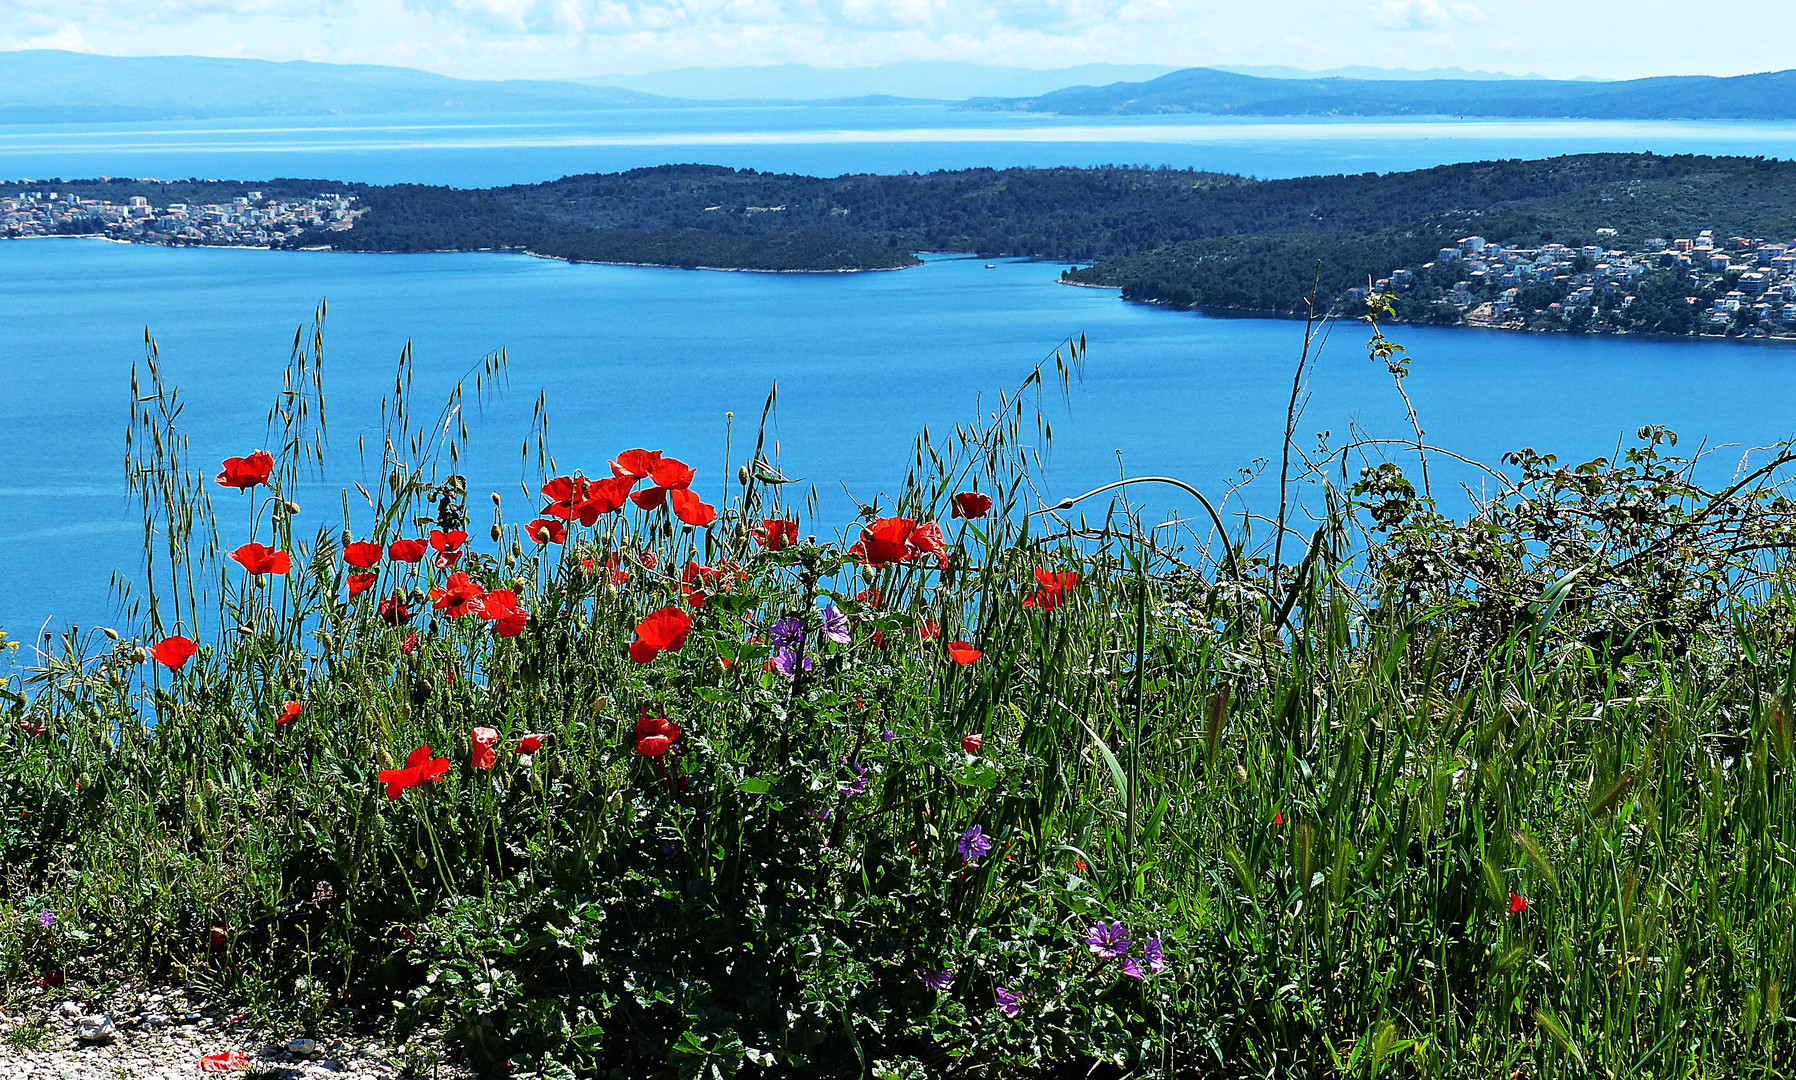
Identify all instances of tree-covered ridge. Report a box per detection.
[305,155,1796,270]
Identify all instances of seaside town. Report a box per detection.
[1360,229,1796,337]
[0,187,358,247]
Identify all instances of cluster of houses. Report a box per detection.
[0,189,358,247]
[1354,231,1796,336]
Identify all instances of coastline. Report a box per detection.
[1064,278,1796,345]
[8,233,1789,344]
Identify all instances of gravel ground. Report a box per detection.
[0,987,465,1080]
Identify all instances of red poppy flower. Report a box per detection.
[400,632,420,655]
[471,727,499,770]
[388,538,428,563]
[526,518,566,544]
[215,450,274,490]
[611,448,663,480]
[630,607,692,663]
[516,733,546,754]
[35,970,64,990]
[1024,569,1081,611]
[754,518,799,551]
[871,630,891,650]
[634,707,681,757]
[1073,857,1088,872]
[669,488,717,527]
[480,589,530,637]
[639,550,659,570]
[680,560,728,608]
[947,641,982,665]
[857,516,917,566]
[348,572,378,596]
[606,555,631,585]
[1273,810,1284,827]
[278,700,303,725]
[918,620,940,640]
[379,744,452,800]
[429,572,486,617]
[428,529,467,569]
[1510,893,1528,914]
[541,474,585,507]
[379,595,412,625]
[230,542,291,576]
[208,926,227,949]
[854,517,949,568]
[147,635,197,670]
[856,588,883,609]
[961,733,983,754]
[629,456,704,515]
[343,541,383,569]
[910,522,948,567]
[951,491,992,519]
[573,475,637,524]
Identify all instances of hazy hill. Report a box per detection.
[976,66,1796,119]
[577,62,1180,101]
[0,50,674,122]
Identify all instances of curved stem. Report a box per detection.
[1035,475,1242,586]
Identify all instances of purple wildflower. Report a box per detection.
[38,911,54,929]
[1143,932,1165,974]
[957,824,993,866]
[995,986,1020,1018]
[839,758,869,797]
[1085,921,1131,961]
[771,646,813,678]
[820,603,850,645]
[1121,957,1144,980]
[768,616,806,652]
[881,729,896,742]
[920,969,954,992]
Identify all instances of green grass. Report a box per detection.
[6,311,1796,1077]
[2,1022,52,1051]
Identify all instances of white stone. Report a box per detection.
[287,1038,320,1057]
[75,1015,116,1044]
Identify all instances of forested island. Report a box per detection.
[10,153,1796,338]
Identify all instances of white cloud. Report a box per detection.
[399,0,1128,36]
[1370,0,1483,30]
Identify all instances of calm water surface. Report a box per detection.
[5,107,1796,184]
[3,238,1795,640]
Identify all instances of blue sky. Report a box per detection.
[1,0,1787,82]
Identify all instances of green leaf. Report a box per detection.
[1078,718,1128,799]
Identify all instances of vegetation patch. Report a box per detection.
[8,307,1796,1076]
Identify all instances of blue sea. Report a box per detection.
[6,107,1796,184]
[3,108,1796,644]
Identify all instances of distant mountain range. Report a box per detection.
[972,67,1796,120]
[1,51,1792,124]
[576,62,1180,101]
[0,50,677,123]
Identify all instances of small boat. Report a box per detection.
[985,263,996,269]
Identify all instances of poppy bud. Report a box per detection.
[511,541,523,558]
[285,501,301,515]
[738,466,751,484]
[101,627,119,641]
[490,492,501,507]
[490,524,502,543]
[132,647,148,663]
[1235,764,1249,783]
